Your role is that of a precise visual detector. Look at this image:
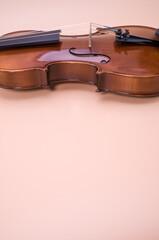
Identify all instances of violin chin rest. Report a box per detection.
[155,29,159,37]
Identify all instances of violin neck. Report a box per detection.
[0,30,61,50]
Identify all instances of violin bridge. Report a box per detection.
[89,22,92,49]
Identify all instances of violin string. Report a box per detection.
[91,23,118,32]
[0,23,118,43]
[59,26,98,34]
[0,26,98,42]
[0,30,116,44]
[99,28,117,33]
[51,22,91,30]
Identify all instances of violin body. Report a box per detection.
[0,25,159,97]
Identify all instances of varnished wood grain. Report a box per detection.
[0,26,159,96]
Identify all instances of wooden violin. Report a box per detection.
[0,23,159,97]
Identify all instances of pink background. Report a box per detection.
[0,1,159,240]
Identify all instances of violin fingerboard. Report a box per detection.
[0,30,61,50]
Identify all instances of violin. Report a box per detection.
[0,23,159,97]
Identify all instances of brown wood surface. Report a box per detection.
[0,26,159,96]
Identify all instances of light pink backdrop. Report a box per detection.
[0,1,159,240]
